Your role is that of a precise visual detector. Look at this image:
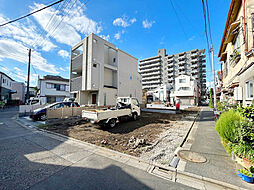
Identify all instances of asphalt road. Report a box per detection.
[0,107,196,190]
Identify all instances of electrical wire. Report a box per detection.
[205,0,213,44]
[169,0,192,49]
[31,0,66,49]
[0,0,64,27]
[35,0,74,50]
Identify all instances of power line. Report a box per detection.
[169,0,192,49]
[205,0,213,44]
[201,0,212,72]
[32,0,66,49]
[0,0,64,27]
[35,0,74,49]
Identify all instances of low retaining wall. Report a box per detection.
[19,105,45,117]
[46,105,113,119]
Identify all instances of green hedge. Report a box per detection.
[216,110,243,143]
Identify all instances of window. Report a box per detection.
[178,87,190,91]
[132,99,139,106]
[93,63,97,68]
[245,80,253,99]
[179,78,186,83]
[60,84,65,91]
[233,32,241,51]
[46,83,54,89]
[224,61,228,77]
[113,58,116,63]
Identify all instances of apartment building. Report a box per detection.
[218,0,254,106]
[0,71,15,101]
[70,33,142,106]
[139,48,206,100]
[38,75,70,104]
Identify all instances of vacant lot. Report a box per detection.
[43,109,199,165]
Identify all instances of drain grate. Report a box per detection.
[178,150,206,163]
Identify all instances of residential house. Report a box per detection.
[38,75,70,104]
[139,48,206,102]
[218,0,254,106]
[12,82,25,103]
[171,75,199,106]
[70,33,142,106]
[215,71,223,101]
[0,71,15,101]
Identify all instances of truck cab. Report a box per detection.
[117,97,141,119]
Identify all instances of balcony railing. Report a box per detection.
[70,76,82,92]
[139,62,161,70]
[71,54,82,72]
[141,71,160,77]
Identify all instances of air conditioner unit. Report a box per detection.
[234,87,243,100]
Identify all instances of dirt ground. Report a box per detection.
[43,108,200,165]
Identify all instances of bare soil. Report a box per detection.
[44,108,199,164]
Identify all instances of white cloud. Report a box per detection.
[113,18,129,27]
[142,19,155,29]
[59,67,66,71]
[58,50,70,58]
[130,18,137,24]
[1,67,9,72]
[0,38,59,74]
[114,32,121,40]
[30,1,102,46]
[99,35,110,41]
[113,17,136,28]
[14,67,22,72]
[0,15,56,51]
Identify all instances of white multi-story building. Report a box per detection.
[70,33,142,106]
[139,48,206,101]
[0,71,14,101]
[38,75,70,104]
[171,75,199,105]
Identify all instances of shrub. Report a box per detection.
[216,110,243,143]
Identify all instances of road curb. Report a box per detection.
[15,117,247,190]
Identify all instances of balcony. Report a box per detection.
[168,62,174,67]
[142,75,161,81]
[139,67,160,73]
[71,54,82,72]
[179,60,185,66]
[142,80,161,85]
[70,76,82,92]
[141,71,160,77]
[139,62,161,70]
[168,57,174,62]
[191,58,198,63]
[191,53,198,58]
[179,66,185,71]
[139,57,161,66]
[168,67,174,72]
[178,56,186,61]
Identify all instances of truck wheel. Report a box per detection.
[132,113,137,121]
[40,114,46,121]
[108,119,116,128]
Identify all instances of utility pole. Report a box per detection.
[210,44,217,110]
[26,48,31,104]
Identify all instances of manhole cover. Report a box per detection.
[178,150,207,163]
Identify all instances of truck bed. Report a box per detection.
[82,108,132,121]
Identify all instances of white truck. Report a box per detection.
[82,97,141,128]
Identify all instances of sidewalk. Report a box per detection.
[179,107,253,189]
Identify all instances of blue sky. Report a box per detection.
[0,0,231,86]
